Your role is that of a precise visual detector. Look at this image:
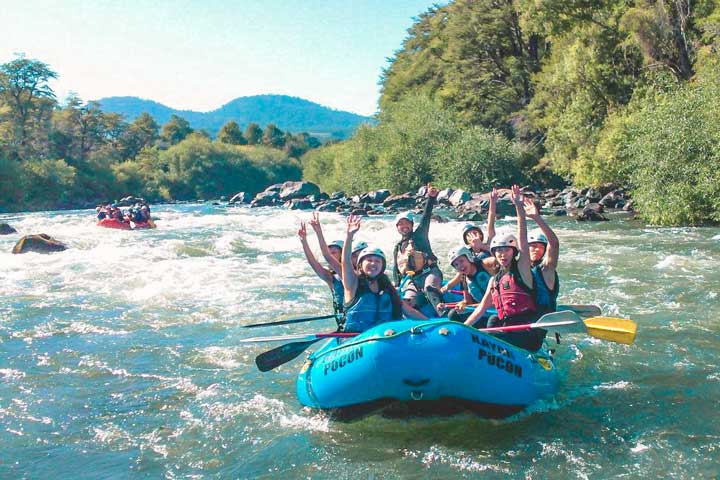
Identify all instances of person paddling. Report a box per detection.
[343,215,427,333]
[524,197,560,313]
[463,185,545,351]
[393,184,443,314]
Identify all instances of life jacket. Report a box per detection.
[491,263,537,321]
[464,259,492,302]
[343,279,396,333]
[331,274,344,315]
[396,239,428,276]
[532,265,559,312]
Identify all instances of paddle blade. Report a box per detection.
[255,338,323,372]
[583,317,637,345]
[557,304,602,319]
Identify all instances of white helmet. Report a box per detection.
[395,211,414,225]
[528,231,548,245]
[447,245,472,266]
[490,233,519,253]
[357,247,387,273]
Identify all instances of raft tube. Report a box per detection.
[296,319,558,420]
[96,218,155,230]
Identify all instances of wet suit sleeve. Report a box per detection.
[413,196,436,259]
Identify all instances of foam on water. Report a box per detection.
[2,203,720,479]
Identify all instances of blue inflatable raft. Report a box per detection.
[296,319,559,420]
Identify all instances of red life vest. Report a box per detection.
[491,265,537,320]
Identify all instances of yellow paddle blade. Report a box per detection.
[583,317,637,345]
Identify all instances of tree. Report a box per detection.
[262,123,285,148]
[160,114,193,146]
[217,120,247,145]
[0,55,58,159]
[122,112,159,159]
[244,122,262,145]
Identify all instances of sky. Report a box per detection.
[1,0,443,116]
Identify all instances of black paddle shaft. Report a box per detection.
[255,337,324,372]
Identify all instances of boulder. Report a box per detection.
[383,193,416,210]
[12,234,67,254]
[117,195,146,207]
[330,191,346,200]
[279,181,321,201]
[285,199,314,210]
[229,192,252,204]
[553,209,568,217]
[361,189,391,204]
[317,200,343,212]
[263,183,284,193]
[437,188,454,204]
[250,191,280,207]
[577,203,608,221]
[599,191,620,209]
[623,200,634,212]
[0,223,17,235]
[448,189,471,207]
[350,208,368,216]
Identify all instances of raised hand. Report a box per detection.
[297,221,308,242]
[490,187,498,204]
[346,214,362,236]
[523,197,540,218]
[309,211,321,231]
[511,184,524,207]
[466,230,485,250]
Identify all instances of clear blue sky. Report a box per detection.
[1,0,443,116]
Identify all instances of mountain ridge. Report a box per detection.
[95,94,372,139]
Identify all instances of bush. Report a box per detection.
[620,60,720,225]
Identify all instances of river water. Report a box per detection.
[1,203,719,479]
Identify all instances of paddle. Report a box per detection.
[250,312,637,372]
[243,313,338,329]
[481,311,637,345]
[253,333,356,372]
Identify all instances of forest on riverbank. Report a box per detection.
[0,56,315,211]
[303,0,720,226]
[2,0,719,225]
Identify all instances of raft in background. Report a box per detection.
[296,319,558,420]
[96,218,156,230]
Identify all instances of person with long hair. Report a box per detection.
[342,215,427,333]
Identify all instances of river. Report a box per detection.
[1,203,719,478]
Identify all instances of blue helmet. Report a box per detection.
[528,232,548,245]
[328,240,344,250]
[351,241,368,254]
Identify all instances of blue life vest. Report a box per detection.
[344,280,395,333]
[331,275,344,315]
[464,259,492,302]
[532,265,559,312]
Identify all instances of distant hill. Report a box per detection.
[95,94,372,140]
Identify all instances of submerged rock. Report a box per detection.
[12,234,67,254]
[0,223,17,235]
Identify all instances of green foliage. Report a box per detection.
[158,135,301,200]
[303,95,529,194]
[23,159,77,208]
[435,127,528,192]
[160,114,193,146]
[0,155,26,209]
[244,123,262,145]
[262,124,285,148]
[217,120,247,145]
[619,58,720,225]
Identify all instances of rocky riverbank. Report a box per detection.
[229,181,634,222]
